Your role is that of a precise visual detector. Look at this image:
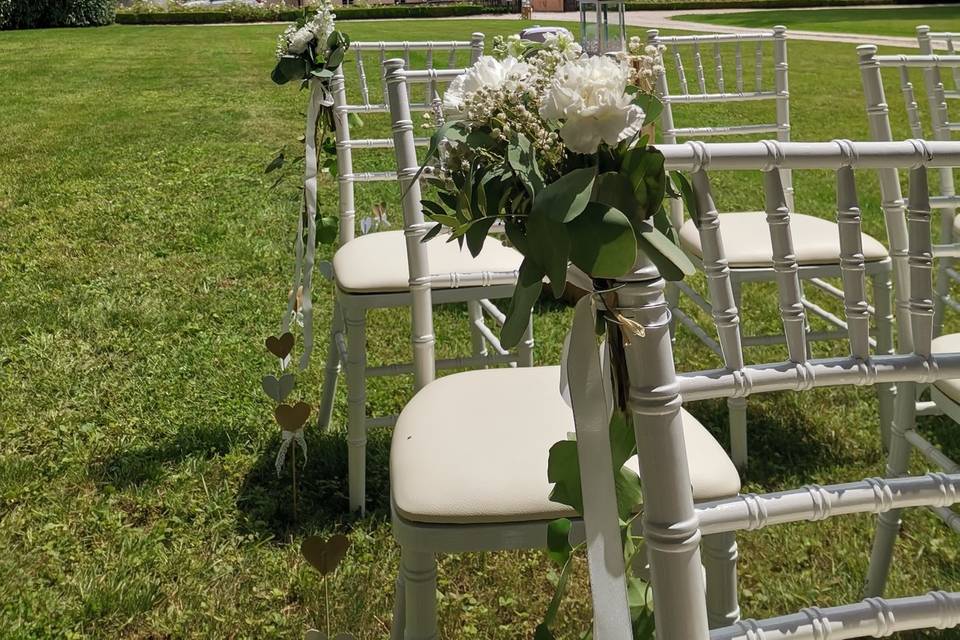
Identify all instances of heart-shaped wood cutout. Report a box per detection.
[275,401,311,430]
[304,630,326,640]
[265,332,295,359]
[301,534,350,575]
[261,373,296,402]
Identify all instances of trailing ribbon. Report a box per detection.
[283,80,335,371]
[275,428,308,477]
[560,294,633,640]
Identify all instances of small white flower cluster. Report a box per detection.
[275,1,337,60]
[441,44,643,158]
[625,36,666,93]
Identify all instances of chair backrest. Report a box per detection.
[648,27,792,225]
[567,139,960,640]
[330,35,484,245]
[384,59,523,391]
[858,45,960,344]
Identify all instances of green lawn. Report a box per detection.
[2,18,960,639]
[678,5,960,37]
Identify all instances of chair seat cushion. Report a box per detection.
[679,212,889,268]
[932,333,960,404]
[391,366,740,525]
[333,230,523,294]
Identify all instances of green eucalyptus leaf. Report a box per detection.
[464,217,496,258]
[526,208,570,298]
[325,46,345,70]
[421,199,449,221]
[636,221,695,281]
[310,67,334,79]
[546,518,573,567]
[534,624,555,640]
[547,439,583,514]
[317,216,338,246]
[272,55,309,85]
[670,171,700,228]
[504,217,529,255]
[500,258,544,349]
[567,203,637,279]
[348,112,364,129]
[633,93,663,127]
[594,172,641,222]
[421,222,444,243]
[609,411,636,469]
[533,166,596,223]
[621,146,666,219]
[507,134,544,195]
[615,467,643,521]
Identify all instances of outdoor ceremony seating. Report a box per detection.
[313,36,537,514]
[383,60,743,640]
[648,27,895,467]
[858,45,960,595]
[567,139,960,640]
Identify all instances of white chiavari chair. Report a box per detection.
[309,37,538,514]
[383,60,744,640]
[859,45,960,596]
[566,139,960,640]
[649,28,896,467]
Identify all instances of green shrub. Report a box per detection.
[3,0,115,29]
[116,3,505,25]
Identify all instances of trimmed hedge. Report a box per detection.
[2,0,115,28]
[116,4,509,25]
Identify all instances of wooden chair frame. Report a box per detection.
[569,139,960,640]
[648,27,895,467]
[383,60,746,640]
[309,37,535,514]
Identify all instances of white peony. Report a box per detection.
[539,56,644,154]
[287,26,316,55]
[443,56,530,110]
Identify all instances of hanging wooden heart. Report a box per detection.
[265,332,295,359]
[301,534,350,575]
[275,401,311,430]
[261,373,296,402]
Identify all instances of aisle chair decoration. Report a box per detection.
[412,36,698,639]
[261,1,348,503]
[565,139,960,640]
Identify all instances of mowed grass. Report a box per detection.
[678,5,960,37]
[2,16,960,639]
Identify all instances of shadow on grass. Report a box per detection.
[234,426,393,539]
[688,392,866,488]
[92,422,234,487]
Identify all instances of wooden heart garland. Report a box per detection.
[301,534,350,576]
[265,332,295,359]
[275,401,311,430]
[262,373,296,402]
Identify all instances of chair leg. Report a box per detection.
[344,305,367,515]
[391,570,406,640]
[401,548,437,640]
[702,532,740,629]
[467,300,488,361]
[865,380,917,597]
[317,301,344,431]
[519,315,535,367]
[872,272,896,450]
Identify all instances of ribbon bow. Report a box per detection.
[275,428,308,477]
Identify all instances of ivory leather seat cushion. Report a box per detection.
[333,230,523,294]
[932,333,960,404]
[679,212,889,268]
[391,366,741,525]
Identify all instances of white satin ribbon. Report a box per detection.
[283,81,335,371]
[561,294,633,640]
[275,428,308,477]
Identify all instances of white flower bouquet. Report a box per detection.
[417,36,694,348]
[271,1,348,86]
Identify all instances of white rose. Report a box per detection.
[539,56,644,154]
[443,55,530,110]
[287,26,315,55]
